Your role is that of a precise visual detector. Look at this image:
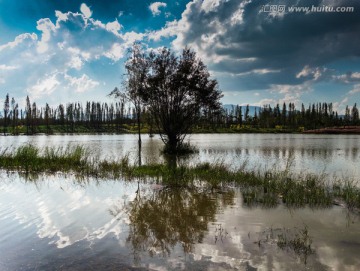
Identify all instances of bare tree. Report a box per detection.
[109,43,149,163]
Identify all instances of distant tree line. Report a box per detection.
[0,93,359,135]
[0,94,139,135]
[220,102,360,130]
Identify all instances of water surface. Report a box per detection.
[1,134,360,270]
[1,133,360,178]
[0,175,359,270]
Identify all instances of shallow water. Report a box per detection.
[0,134,360,270]
[1,133,360,178]
[0,175,359,270]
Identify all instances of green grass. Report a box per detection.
[0,145,92,175]
[1,144,360,210]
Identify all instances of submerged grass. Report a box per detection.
[1,144,360,210]
[257,225,314,265]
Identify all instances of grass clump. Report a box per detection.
[0,144,91,174]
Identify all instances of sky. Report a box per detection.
[0,0,360,113]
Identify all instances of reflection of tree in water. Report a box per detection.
[115,187,234,263]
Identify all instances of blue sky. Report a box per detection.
[0,0,360,113]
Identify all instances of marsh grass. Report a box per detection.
[0,145,93,175]
[257,225,314,265]
[1,144,360,210]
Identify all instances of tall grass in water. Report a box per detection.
[0,145,92,174]
[0,144,360,210]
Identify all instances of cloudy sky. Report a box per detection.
[0,0,360,113]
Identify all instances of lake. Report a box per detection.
[0,134,359,270]
[1,133,360,177]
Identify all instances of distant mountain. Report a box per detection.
[223,104,262,117]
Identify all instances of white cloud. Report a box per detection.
[296,65,313,78]
[0,6,146,102]
[55,10,68,22]
[201,0,223,13]
[106,20,122,35]
[36,18,56,53]
[348,84,360,95]
[333,97,350,115]
[0,33,37,52]
[65,74,99,93]
[68,56,83,70]
[334,72,360,84]
[80,3,92,18]
[0,65,17,71]
[121,31,145,44]
[235,69,281,77]
[28,73,61,98]
[270,83,311,94]
[269,83,312,107]
[149,2,167,16]
[103,43,126,61]
[148,20,179,41]
[296,66,328,81]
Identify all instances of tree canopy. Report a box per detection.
[121,46,223,153]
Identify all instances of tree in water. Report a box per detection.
[109,43,149,164]
[144,47,223,154]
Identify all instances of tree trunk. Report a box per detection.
[137,109,142,166]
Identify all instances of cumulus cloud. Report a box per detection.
[0,5,144,103]
[149,2,167,16]
[269,82,313,106]
[1,0,360,108]
[150,0,360,92]
[65,74,99,93]
[106,20,122,35]
[36,18,56,53]
[28,73,61,98]
[80,3,92,18]
[0,33,37,52]
[103,43,126,62]
[148,20,179,41]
